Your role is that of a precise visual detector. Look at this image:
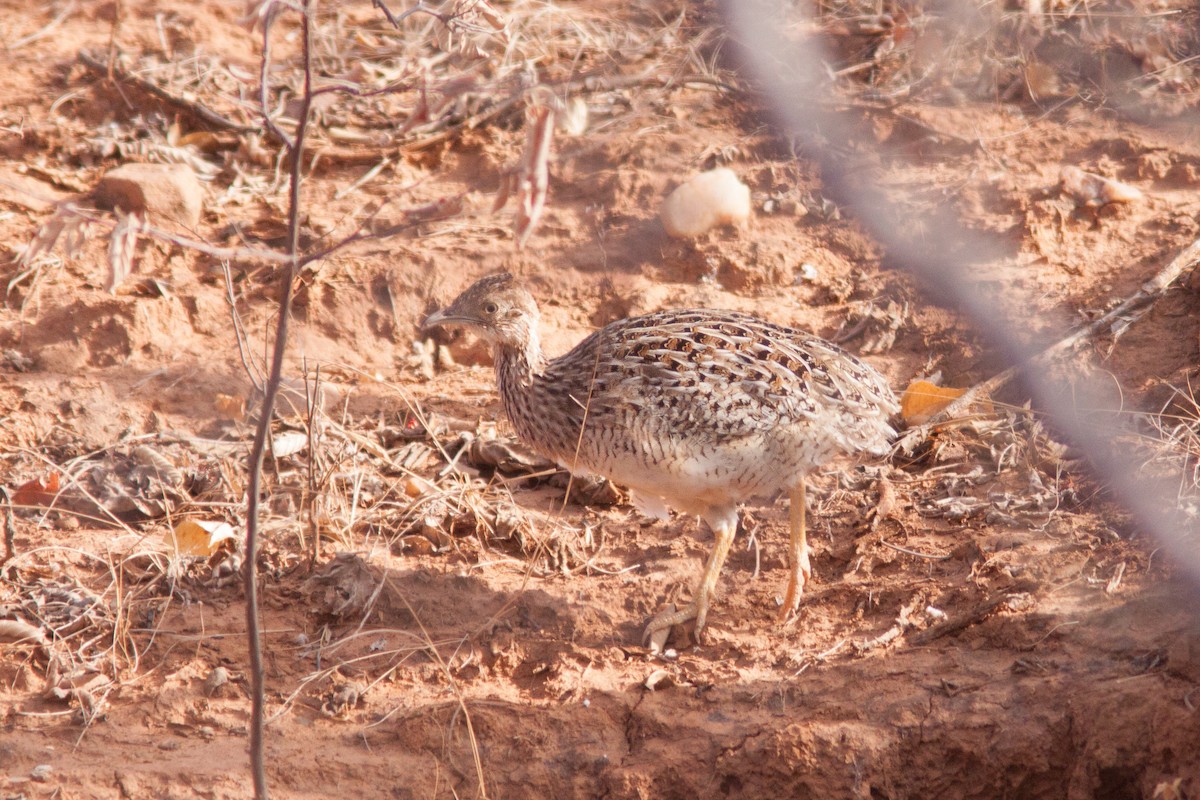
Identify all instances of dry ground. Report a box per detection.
[2,1,1200,798]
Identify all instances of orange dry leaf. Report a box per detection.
[214,393,246,420]
[900,381,969,425]
[166,519,237,557]
[12,471,61,507]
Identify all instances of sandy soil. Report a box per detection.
[2,1,1200,798]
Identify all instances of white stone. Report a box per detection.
[660,167,751,238]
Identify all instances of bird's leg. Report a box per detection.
[778,480,812,621]
[643,515,737,644]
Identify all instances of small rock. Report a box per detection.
[795,263,819,283]
[1060,165,1142,207]
[94,163,204,228]
[778,197,807,217]
[204,666,230,696]
[644,669,675,691]
[660,167,751,238]
[30,764,52,782]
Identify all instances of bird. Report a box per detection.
[423,272,898,643]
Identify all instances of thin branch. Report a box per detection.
[258,5,295,150]
[222,260,267,393]
[8,1,76,51]
[77,51,254,133]
[294,194,466,269]
[1,487,15,565]
[244,2,319,795]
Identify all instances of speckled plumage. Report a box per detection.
[425,272,898,642]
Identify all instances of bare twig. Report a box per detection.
[77,51,254,133]
[7,1,76,51]
[908,583,1038,645]
[222,260,268,393]
[879,539,950,561]
[304,362,322,570]
[258,4,295,151]
[105,0,123,81]
[243,2,319,795]
[1,487,15,565]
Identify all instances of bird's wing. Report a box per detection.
[544,310,891,442]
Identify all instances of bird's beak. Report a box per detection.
[421,308,458,331]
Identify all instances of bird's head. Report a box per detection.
[422,272,540,351]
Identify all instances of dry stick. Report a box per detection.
[47,191,452,272]
[83,43,726,164]
[1,488,15,565]
[104,0,122,81]
[55,203,290,264]
[258,7,294,151]
[77,51,254,133]
[222,261,268,394]
[243,4,316,798]
[308,71,733,165]
[908,581,1039,646]
[304,362,322,571]
[8,1,76,51]
[896,235,1200,452]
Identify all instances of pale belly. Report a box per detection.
[553,428,833,519]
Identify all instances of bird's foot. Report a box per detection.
[776,548,812,623]
[643,598,709,650]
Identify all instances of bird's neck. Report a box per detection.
[494,330,547,392]
[493,329,583,462]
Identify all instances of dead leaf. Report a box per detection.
[557,96,588,136]
[1023,59,1061,100]
[13,471,61,507]
[0,618,49,646]
[900,381,969,425]
[167,519,238,557]
[16,206,91,268]
[403,475,437,497]
[513,101,554,249]
[178,131,223,152]
[131,446,184,487]
[215,393,247,420]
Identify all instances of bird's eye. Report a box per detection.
[483,302,499,315]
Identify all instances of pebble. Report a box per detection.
[94,163,204,228]
[660,167,751,238]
